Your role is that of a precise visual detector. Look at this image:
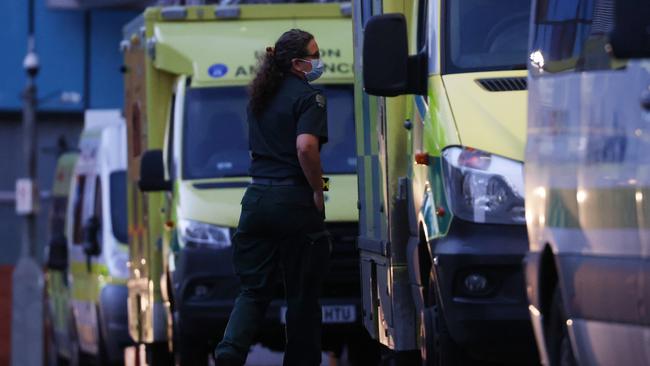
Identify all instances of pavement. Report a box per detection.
[124,344,348,366]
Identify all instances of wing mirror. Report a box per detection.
[609,0,650,59]
[46,234,68,271]
[83,216,101,257]
[363,14,427,96]
[139,149,172,192]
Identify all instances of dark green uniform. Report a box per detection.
[215,74,330,366]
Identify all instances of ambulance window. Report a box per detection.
[49,197,67,237]
[183,87,250,179]
[94,176,102,221]
[417,0,428,52]
[530,0,615,73]
[72,175,86,244]
[167,94,176,180]
[320,85,356,174]
[110,171,128,244]
[444,0,531,73]
[131,103,142,158]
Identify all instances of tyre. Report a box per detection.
[419,270,461,366]
[546,287,578,366]
[45,307,62,366]
[346,329,381,366]
[172,311,209,366]
[175,338,209,366]
[145,342,173,366]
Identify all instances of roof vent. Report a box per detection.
[161,6,188,20]
[476,77,527,92]
[340,2,352,17]
[215,5,241,19]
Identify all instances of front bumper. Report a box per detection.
[99,284,132,362]
[173,225,364,349]
[433,219,538,363]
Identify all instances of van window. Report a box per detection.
[49,197,68,237]
[182,85,357,180]
[110,171,128,244]
[167,94,176,181]
[93,176,103,247]
[531,0,615,74]
[72,175,87,244]
[444,0,531,73]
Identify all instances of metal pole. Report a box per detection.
[11,0,43,363]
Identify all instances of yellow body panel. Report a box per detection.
[441,71,527,161]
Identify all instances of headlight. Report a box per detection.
[442,147,525,225]
[178,219,232,249]
[107,245,129,279]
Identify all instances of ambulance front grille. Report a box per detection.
[322,222,361,298]
[477,77,527,92]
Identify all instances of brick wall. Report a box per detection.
[0,265,12,366]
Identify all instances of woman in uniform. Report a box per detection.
[213,29,330,366]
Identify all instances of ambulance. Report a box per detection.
[525,1,650,365]
[44,110,130,365]
[121,2,373,364]
[353,0,537,364]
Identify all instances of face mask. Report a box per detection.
[300,58,324,82]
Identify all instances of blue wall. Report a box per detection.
[0,1,139,111]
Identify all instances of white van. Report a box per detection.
[49,109,131,365]
[525,1,650,365]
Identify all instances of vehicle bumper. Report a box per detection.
[173,244,364,349]
[433,219,538,363]
[173,246,240,340]
[99,284,132,362]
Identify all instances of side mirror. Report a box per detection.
[83,216,101,256]
[609,0,650,59]
[363,14,427,96]
[46,234,68,271]
[139,149,172,192]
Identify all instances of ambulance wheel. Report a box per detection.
[172,312,209,366]
[45,307,62,366]
[420,271,461,366]
[546,287,578,366]
[145,342,173,366]
[66,311,86,366]
[346,329,381,366]
[175,338,209,366]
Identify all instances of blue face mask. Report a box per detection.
[300,58,324,82]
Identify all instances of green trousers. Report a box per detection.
[215,184,330,366]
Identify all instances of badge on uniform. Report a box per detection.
[315,94,326,108]
[322,176,330,191]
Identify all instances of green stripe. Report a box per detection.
[545,187,650,229]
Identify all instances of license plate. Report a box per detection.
[280,305,356,324]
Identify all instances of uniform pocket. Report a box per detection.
[240,187,264,208]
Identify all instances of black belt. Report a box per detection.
[251,177,308,186]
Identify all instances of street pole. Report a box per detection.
[11,0,43,364]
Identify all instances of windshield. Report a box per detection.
[182,85,356,180]
[444,0,531,73]
[109,171,127,244]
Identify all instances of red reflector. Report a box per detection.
[415,152,430,165]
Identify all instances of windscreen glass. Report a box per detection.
[109,171,128,244]
[444,0,531,73]
[182,85,356,180]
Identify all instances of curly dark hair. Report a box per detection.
[249,29,314,118]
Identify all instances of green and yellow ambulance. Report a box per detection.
[45,110,130,366]
[122,2,372,364]
[353,0,537,364]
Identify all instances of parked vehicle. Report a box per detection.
[45,109,130,365]
[352,0,538,364]
[525,1,650,365]
[122,2,374,364]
